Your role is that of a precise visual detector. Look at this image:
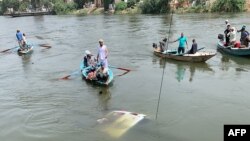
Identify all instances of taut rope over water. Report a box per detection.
[155,10,174,120]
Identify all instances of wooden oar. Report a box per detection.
[60,70,80,80]
[116,71,130,76]
[109,65,132,72]
[35,35,44,40]
[0,46,19,53]
[39,44,52,48]
[109,65,132,77]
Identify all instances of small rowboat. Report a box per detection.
[153,49,216,62]
[217,41,250,56]
[97,110,146,138]
[80,62,114,86]
[17,46,33,54]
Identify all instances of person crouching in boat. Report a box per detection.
[152,38,167,52]
[159,37,167,52]
[16,29,25,51]
[84,50,97,80]
[96,62,109,82]
[187,39,197,54]
[84,50,96,67]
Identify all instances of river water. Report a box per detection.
[1,13,250,141]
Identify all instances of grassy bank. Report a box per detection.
[68,7,141,16]
[115,7,141,15]
[70,8,104,16]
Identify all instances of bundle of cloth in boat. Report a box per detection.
[86,62,109,82]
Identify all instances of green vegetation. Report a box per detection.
[115,1,127,11]
[53,1,77,14]
[19,1,30,12]
[1,0,20,13]
[211,0,246,12]
[0,1,2,14]
[74,0,85,9]
[0,0,248,15]
[140,0,170,14]
[176,5,209,13]
[127,0,137,8]
[104,0,111,11]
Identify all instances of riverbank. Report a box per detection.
[69,7,141,16]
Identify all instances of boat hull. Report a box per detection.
[17,46,34,54]
[217,41,250,56]
[80,62,114,86]
[11,11,52,17]
[153,49,216,62]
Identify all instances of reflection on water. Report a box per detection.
[176,64,186,82]
[97,87,111,111]
[220,53,250,65]
[153,56,214,82]
[175,62,214,82]
[219,52,250,72]
[19,52,33,61]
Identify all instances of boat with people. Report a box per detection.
[17,45,33,54]
[153,40,216,63]
[11,11,52,17]
[153,49,216,62]
[152,36,216,62]
[80,62,114,86]
[217,41,250,56]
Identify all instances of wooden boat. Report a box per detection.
[17,45,34,54]
[153,49,216,62]
[11,11,52,17]
[217,41,250,56]
[97,110,146,138]
[80,62,114,86]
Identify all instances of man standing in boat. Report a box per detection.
[172,33,188,54]
[237,25,250,47]
[224,24,231,46]
[16,29,24,50]
[97,39,108,68]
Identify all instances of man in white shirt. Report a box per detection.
[228,27,237,45]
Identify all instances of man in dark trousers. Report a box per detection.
[224,24,231,46]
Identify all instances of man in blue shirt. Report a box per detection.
[172,33,188,54]
[16,29,24,50]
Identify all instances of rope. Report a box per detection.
[155,11,174,120]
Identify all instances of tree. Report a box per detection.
[104,0,111,11]
[211,0,246,12]
[1,0,20,12]
[74,0,85,9]
[31,0,41,10]
[140,0,170,14]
